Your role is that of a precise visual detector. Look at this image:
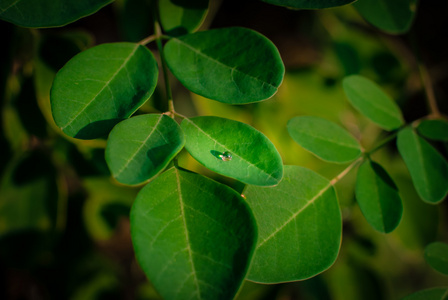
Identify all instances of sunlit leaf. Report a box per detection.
[181,116,283,186]
[131,167,257,300]
[164,27,284,104]
[354,0,418,34]
[159,0,209,36]
[424,242,448,276]
[355,160,403,233]
[402,287,448,300]
[244,165,341,283]
[417,119,448,141]
[397,127,448,204]
[105,114,185,185]
[260,0,356,9]
[0,0,113,28]
[287,116,362,163]
[51,43,158,140]
[343,75,404,131]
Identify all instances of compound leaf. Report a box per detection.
[260,0,356,9]
[417,119,448,141]
[355,160,403,233]
[424,242,448,276]
[164,27,284,104]
[402,288,448,300]
[131,167,257,300]
[159,0,209,36]
[343,75,404,131]
[244,165,342,283]
[0,0,112,28]
[181,116,283,186]
[287,116,362,163]
[105,114,185,185]
[51,43,158,140]
[397,127,448,204]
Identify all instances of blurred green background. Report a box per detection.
[1,0,448,299]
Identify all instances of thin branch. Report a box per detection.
[330,156,364,186]
[138,34,156,46]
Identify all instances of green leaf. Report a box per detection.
[287,116,362,163]
[159,0,209,36]
[0,0,113,28]
[402,287,448,300]
[261,0,356,9]
[164,27,284,104]
[51,43,158,140]
[244,165,342,283]
[418,119,448,141]
[131,167,257,300]
[354,0,418,34]
[397,127,448,204]
[355,160,403,233]
[181,116,283,186]
[105,114,185,185]
[425,242,448,275]
[343,75,404,131]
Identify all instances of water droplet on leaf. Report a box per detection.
[219,151,232,161]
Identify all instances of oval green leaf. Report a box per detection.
[354,0,417,34]
[131,167,257,300]
[164,27,285,104]
[159,0,209,37]
[105,114,185,185]
[287,116,362,163]
[425,242,448,275]
[261,0,355,9]
[402,288,448,300]
[397,127,448,204]
[51,43,158,140]
[181,116,283,186]
[244,165,342,283]
[418,119,448,141]
[0,0,112,28]
[355,160,403,233]
[343,75,404,131]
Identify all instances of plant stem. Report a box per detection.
[155,22,174,115]
[138,34,156,46]
[330,157,364,186]
[366,131,399,156]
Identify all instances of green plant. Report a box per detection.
[1,0,448,299]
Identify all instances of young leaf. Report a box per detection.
[417,119,448,141]
[397,127,448,204]
[260,0,355,9]
[424,242,448,275]
[354,0,418,34]
[51,43,158,140]
[287,116,362,163]
[131,167,257,300]
[181,116,283,186]
[402,287,448,300]
[244,165,342,283]
[164,27,285,104]
[343,75,404,131]
[0,0,112,28]
[355,160,403,233]
[159,0,209,37]
[105,114,185,185]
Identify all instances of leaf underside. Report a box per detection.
[424,242,448,275]
[158,0,209,36]
[417,119,448,141]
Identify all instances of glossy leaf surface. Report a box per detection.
[402,288,448,300]
[0,0,112,28]
[131,167,257,300]
[51,43,158,139]
[343,75,404,131]
[244,165,341,283]
[164,27,284,104]
[355,160,403,233]
[105,114,185,185]
[354,0,417,34]
[261,0,355,9]
[181,116,283,186]
[424,242,448,275]
[159,0,208,36]
[397,127,448,204]
[417,119,448,141]
[287,116,362,163]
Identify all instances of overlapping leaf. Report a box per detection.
[417,119,448,141]
[159,0,209,36]
[51,43,158,139]
[402,288,448,300]
[181,116,283,186]
[244,165,342,283]
[355,160,403,233]
[260,0,356,9]
[287,116,362,163]
[343,75,404,131]
[131,167,257,300]
[424,242,448,275]
[105,114,185,185]
[164,27,285,104]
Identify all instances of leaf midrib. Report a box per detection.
[292,127,360,150]
[0,0,21,13]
